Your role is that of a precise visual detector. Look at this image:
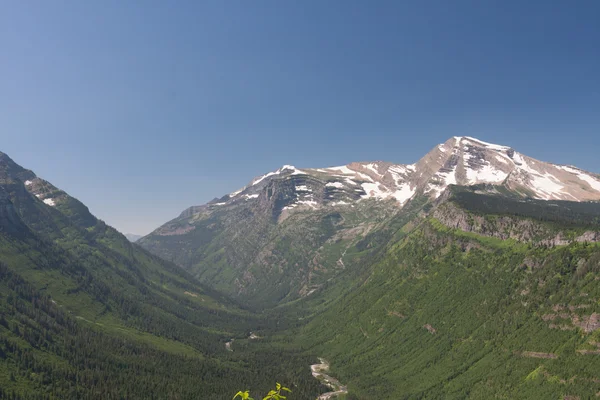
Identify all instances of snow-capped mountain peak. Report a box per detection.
[420,136,600,201]
[207,137,600,215]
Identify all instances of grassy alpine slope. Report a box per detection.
[0,152,323,399]
[271,188,600,399]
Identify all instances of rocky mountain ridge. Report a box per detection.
[139,137,600,307]
[171,136,600,224]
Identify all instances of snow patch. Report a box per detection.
[517,160,568,199]
[330,201,349,206]
[252,171,279,185]
[24,180,33,186]
[43,198,56,206]
[388,165,415,186]
[280,165,306,175]
[364,163,381,175]
[230,188,244,197]
[558,165,580,174]
[282,196,319,210]
[463,137,510,151]
[326,182,345,188]
[511,152,525,165]
[290,169,306,176]
[244,194,259,199]
[328,165,354,175]
[251,165,305,186]
[356,172,374,182]
[391,185,416,204]
[425,185,444,198]
[558,166,600,192]
[529,173,568,199]
[466,163,508,184]
[295,185,312,192]
[426,166,457,197]
[361,183,388,199]
[576,173,600,192]
[389,165,410,174]
[297,200,318,208]
[495,155,508,164]
[440,167,458,186]
[283,200,318,210]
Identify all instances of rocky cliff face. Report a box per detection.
[149,137,600,240]
[167,137,600,220]
[417,137,600,201]
[432,200,600,246]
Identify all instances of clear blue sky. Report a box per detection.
[1,1,599,234]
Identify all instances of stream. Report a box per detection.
[310,358,348,399]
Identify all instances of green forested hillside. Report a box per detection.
[4,144,600,400]
[0,153,323,399]
[270,191,600,399]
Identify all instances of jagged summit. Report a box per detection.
[422,136,600,200]
[203,137,600,215]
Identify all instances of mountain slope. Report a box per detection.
[277,187,600,399]
[421,137,600,201]
[139,137,600,308]
[0,151,323,399]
